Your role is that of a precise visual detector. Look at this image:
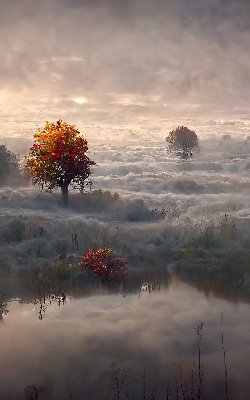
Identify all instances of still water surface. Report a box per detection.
[0,280,250,400]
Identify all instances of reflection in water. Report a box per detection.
[24,385,38,400]
[33,291,66,320]
[0,280,250,399]
[139,281,161,294]
[175,264,250,303]
[0,299,9,320]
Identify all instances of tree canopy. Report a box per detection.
[26,120,95,203]
[0,145,19,184]
[166,126,198,158]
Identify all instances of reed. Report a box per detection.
[222,313,229,400]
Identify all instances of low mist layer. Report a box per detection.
[0,127,250,290]
[1,284,250,399]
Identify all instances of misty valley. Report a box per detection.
[1,125,250,400]
[2,0,250,397]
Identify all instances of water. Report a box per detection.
[1,279,250,400]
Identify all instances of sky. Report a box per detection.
[1,0,250,143]
[0,0,250,232]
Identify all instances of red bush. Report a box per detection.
[79,248,128,283]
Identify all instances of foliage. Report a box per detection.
[54,262,74,280]
[166,126,198,156]
[25,120,95,202]
[54,253,80,280]
[79,248,128,283]
[173,215,239,269]
[2,218,26,243]
[0,261,10,277]
[88,189,120,209]
[185,234,198,251]
[0,144,19,184]
[53,237,71,259]
[195,213,238,250]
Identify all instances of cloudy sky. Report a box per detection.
[1,0,250,141]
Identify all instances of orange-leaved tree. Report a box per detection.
[26,120,95,204]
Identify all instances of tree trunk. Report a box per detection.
[61,184,69,205]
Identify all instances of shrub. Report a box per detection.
[2,218,26,243]
[79,248,128,283]
[0,145,19,184]
[54,262,73,280]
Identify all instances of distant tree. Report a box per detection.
[166,126,198,158]
[0,145,19,184]
[26,120,95,204]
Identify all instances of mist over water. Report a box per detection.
[1,283,250,400]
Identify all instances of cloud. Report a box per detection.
[1,0,250,134]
